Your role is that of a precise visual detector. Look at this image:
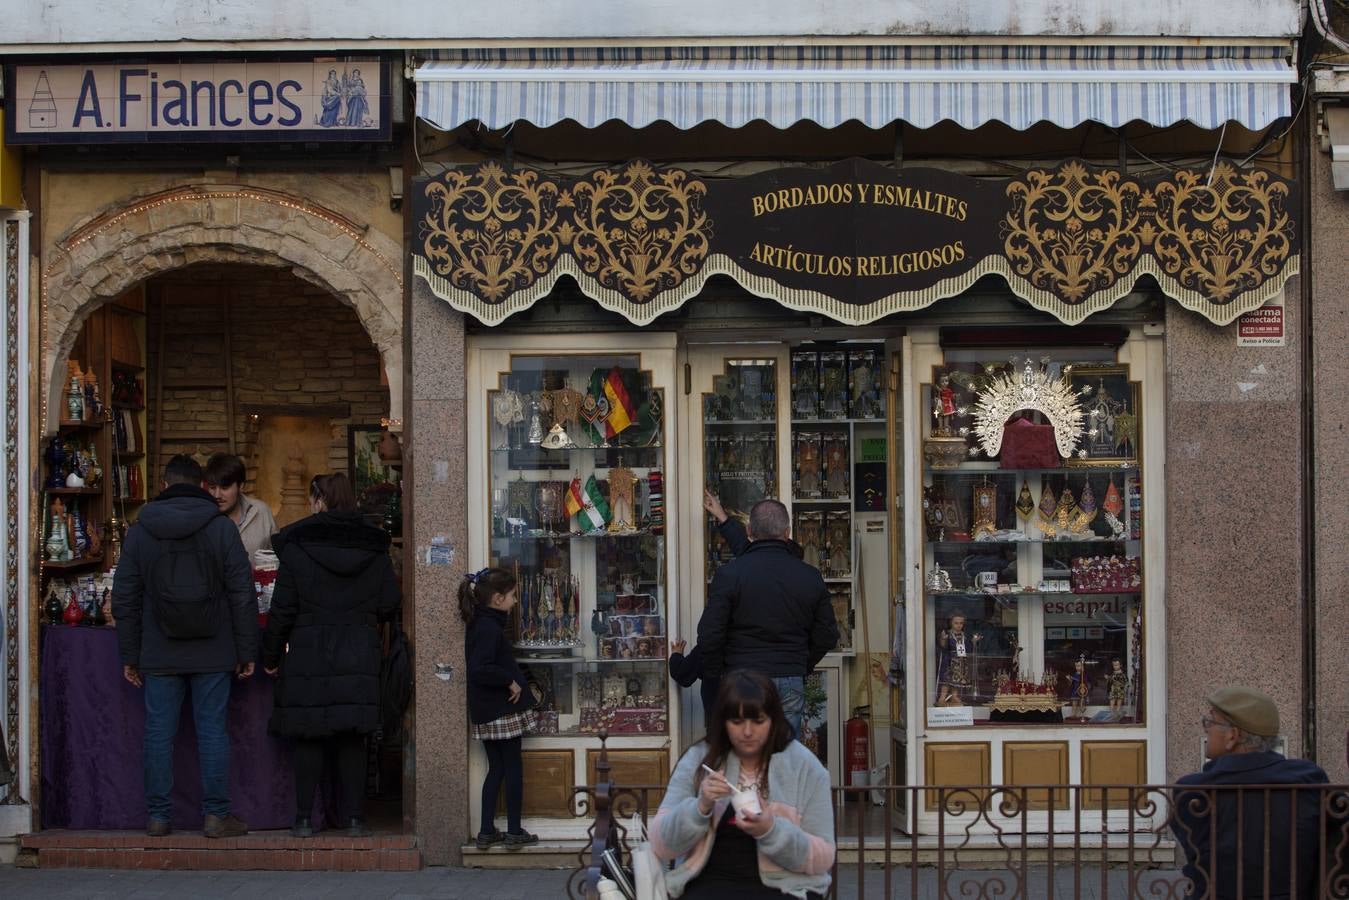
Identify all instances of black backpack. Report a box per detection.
[148,529,224,640]
[380,624,413,739]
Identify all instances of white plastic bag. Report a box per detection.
[627,813,669,900]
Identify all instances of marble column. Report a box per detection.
[1164,278,1305,781]
[1310,143,1349,783]
[406,277,470,864]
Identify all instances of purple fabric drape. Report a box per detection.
[39,625,331,831]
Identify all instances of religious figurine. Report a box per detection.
[824,512,850,577]
[796,511,823,570]
[1066,656,1091,719]
[70,507,90,559]
[935,612,982,706]
[106,514,124,567]
[823,437,849,498]
[100,587,115,626]
[820,352,847,419]
[792,351,819,419]
[848,349,882,419]
[45,497,72,562]
[527,395,545,445]
[795,433,821,497]
[607,463,638,532]
[1107,658,1129,719]
[934,375,957,436]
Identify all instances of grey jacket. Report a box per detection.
[112,484,257,674]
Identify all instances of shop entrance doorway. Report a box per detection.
[37,263,405,836]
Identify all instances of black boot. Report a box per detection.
[346,817,372,838]
[291,816,314,838]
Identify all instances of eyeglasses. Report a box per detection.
[1201,715,1235,731]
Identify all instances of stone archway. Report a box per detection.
[40,184,404,433]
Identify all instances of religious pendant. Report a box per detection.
[1015,480,1035,520]
[971,478,998,540]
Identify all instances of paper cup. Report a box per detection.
[730,785,762,817]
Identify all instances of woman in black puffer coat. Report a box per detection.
[262,473,400,838]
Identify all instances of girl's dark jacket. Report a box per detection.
[261,512,401,738]
[466,607,536,725]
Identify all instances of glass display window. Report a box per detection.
[921,353,1144,728]
[486,352,672,737]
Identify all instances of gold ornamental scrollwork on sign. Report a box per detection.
[419,162,563,302]
[1147,163,1295,303]
[1002,162,1144,304]
[568,161,712,302]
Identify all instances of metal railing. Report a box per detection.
[568,762,1349,898]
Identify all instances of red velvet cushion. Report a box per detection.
[999,417,1060,469]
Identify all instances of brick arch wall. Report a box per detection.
[39,184,404,436]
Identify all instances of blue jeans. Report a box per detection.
[772,676,806,740]
[143,672,231,822]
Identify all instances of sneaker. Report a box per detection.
[203,814,248,838]
[504,830,539,849]
[146,818,172,837]
[290,816,314,838]
[475,829,505,850]
[346,818,373,838]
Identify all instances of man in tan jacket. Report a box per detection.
[205,453,277,561]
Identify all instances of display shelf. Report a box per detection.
[57,420,105,430]
[926,462,1139,475]
[791,417,885,425]
[927,590,1142,598]
[703,419,776,427]
[43,555,105,571]
[45,487,103,496]
[110,359,145,373]
[112,451,145,459]
[492,444,664,453]
[792,497,851,505]
[927,538,1133,547]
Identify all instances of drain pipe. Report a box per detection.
[1300,98,1318,763]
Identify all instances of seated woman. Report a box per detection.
[652,670,834,899]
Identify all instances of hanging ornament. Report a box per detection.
[1103,478,1124,517]
[971,478,999,540]
[1053,486,1078,532]
[1073,479,1099,533]
[1015,480,1036,520]
[1037,481,1059,538]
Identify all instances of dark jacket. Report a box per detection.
[697,538,839,679]
[261,512,401,738]
[112,483,256,675]
[1171,751,1330,899]
[466,607,536,725]
[669,644,720,729]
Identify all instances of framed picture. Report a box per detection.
[1065,364,1141,465]
[347,424,400,521]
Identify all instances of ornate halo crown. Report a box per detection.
[968,358,1089,459]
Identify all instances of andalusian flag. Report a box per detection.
[577,475,611,531]
[603,367,637,435]
[564,478,584,519]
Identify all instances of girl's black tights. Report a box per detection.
[480,736,524,834]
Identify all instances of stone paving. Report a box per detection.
[0,864,1187,899]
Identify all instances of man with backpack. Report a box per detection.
[112,454,257,838]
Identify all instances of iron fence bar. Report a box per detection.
[883,784,892,900]
[1236,786,1245,899]
[936,786,946,900]
[1020,786,1030,900]
[854,788,866,899]
[909,786,918,900]
[1046,785,1055,900]
[1126,785,1137,900]
[1099,786,1108,900]
[1073,780,1082,900]
[1287,787,1297,900]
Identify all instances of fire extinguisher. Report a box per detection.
[845,711,870,794]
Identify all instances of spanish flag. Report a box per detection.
[603,367,636,435]
[564,477,584,519]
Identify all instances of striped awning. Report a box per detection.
[415,44,1294,133]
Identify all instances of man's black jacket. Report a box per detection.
[111,483,256,674]
[697,537,839,679]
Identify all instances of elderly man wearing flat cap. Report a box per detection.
[1171,686,1330,899]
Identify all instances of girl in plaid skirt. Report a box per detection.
[461,567,538,850]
